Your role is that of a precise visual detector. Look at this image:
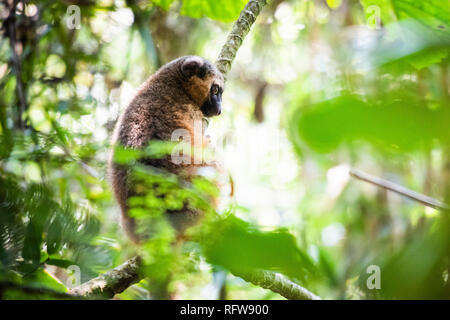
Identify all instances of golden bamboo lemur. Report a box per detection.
[108,56,224,242]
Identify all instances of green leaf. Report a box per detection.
[113,146,142,165]
[290,92,450,154]
[407,47,449,70]
[362,0,450,69]
[151,0,248,22]
[46,258,77,269]
[22,222,42,265]
[368,219,448,299]
[326,0,342,10]
[16,263,40,276]
[392,0,450,68]
[200,214,316,282]
[180,0,248,22]
[23,268,68,293]
[151,0,175,11]
[46,216,63,255]
[392,0,450,34]
[360,0,396,25]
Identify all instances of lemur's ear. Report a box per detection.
[181,56,204,79]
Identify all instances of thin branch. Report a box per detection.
[231,269,321,300]
[349,168,449,211]
[61,144,101,179]
[215,0,267,77]
[68,256,142,299]
[42,131,101,179]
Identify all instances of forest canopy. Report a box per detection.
[0,0,449,300]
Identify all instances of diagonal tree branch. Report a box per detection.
[68,256,142,298]
[350,168,449,211]
[215,0,267,77]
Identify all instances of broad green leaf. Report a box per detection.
[151,0,248,22]
[24,268,68,293]
[360,0,397,25]
[16,263,40,276]
[46,215,63,255]
[290,92,450,154]
[181,0,248,22]
[391,0,450,68]
[151,0,175,10]
[326,0,343,10]
[22,222,42,265]
[113,146,142,165]
[362,0,450,69]
[200,214,316,282]
[361,219,448,299]
[46,258,77,269]
[407,47,449,70]
[392,0,450,33]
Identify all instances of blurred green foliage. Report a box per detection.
[200,213,316,283]
[285,0,450,300]
[291,91,450,153]
[0,0,449,300]
[152,0,248,22]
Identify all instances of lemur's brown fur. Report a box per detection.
[108,56,224,242]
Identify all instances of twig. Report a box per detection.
[42,130,101,179]
[231,268,321,300]
[215,0,267,77]
[349,168,449,211]
[61,144,101,179]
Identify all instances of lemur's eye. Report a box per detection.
[211,85,219,95]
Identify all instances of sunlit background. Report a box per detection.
[1,0,450,299]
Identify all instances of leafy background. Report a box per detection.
[0,0,449,299]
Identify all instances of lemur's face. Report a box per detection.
[179,56,224,117]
